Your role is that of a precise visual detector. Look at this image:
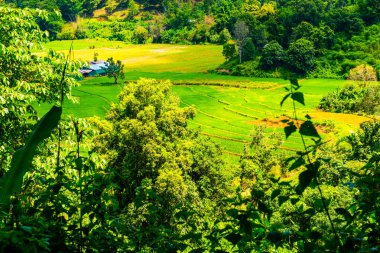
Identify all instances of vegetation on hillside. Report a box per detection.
[1,5,380,253]
[3,0,380,79]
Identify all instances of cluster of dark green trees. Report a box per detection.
[1,5,380,253]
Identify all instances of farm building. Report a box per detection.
[79,60,109,77]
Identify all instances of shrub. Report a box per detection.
[56,23,76,40]
[222,40,237,61]
[319,84,366,113]
[232,60,283,78]
[241,38,256,61]
[319,83,380,114]
[286,38,316,75]
[113,30,134,43]
[219,28,232,44]
[347,64,377,85]
[134,26,149,44]
[259,41,285,70]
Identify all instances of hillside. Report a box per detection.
[4,0,380,79]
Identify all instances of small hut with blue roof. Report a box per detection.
[79,60,109,77]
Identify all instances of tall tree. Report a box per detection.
[234,20,249,63]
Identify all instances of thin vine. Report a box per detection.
[281,78,343,249]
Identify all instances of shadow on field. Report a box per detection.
[97,82,119,86]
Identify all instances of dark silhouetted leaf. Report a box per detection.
[299,121,320,138]
[291,92,305,105]
[290,198,300,205]
[335,208,353,223]
[289,156,305,171]
[278,196,289,205]
[267,231,283,243]
[284,123,297,139]
[227,209,239,219]
[296,169,315,194]
[280,93,291,106]
[290,78,299,88]
[258,200,271,214]
[225,233,242,245]
[271,189,281,200]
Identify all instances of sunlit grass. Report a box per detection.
[42,40,224,73]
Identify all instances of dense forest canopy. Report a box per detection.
[0,2,380,253]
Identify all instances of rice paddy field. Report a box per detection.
[36,39,371,161]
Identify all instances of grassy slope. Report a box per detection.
[35,40,371,158]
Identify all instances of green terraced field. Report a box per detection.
[34,41,371,161]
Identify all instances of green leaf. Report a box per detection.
[290,78,299,89]
[314,198,331,210]
[291,92,305,105]
[335,208,353,223]
[280,93,291,106]
[271,189,281,200]
[290,198,300,205]
[278,196,289,206]
[25,106,62,148]
[295,169,315,195]
[225,233,242,245]
[299,121,320,138]
[227,209,239,218]
[284,122,297,139]
[0,106,62,209]
[289,156,305,171]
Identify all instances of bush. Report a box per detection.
[286,38,316,75]
[319,84,366,113]
[134,26,149,44]
[259,41,285,70]
[222,40,237,61]
[319,83,380,114]
[161,28,194,44]
[232,60,283,78]
[241,38,256,61]
[347,64,377,85]
[56,23,76,40]
[113,30,134,43]
[219,28,232,44]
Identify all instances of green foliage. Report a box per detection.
[91,78,228,251]
[2,2,380,252]
[0,6,79,173]
[319,83,380,114]
[345,120,380,160]
[0,106,61,209]
[286,38,316,76]
[134,25,150,44]
[105,57,125,84]
[259,40,285,70]
[241,37,256,61]
[222,40,237,61]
